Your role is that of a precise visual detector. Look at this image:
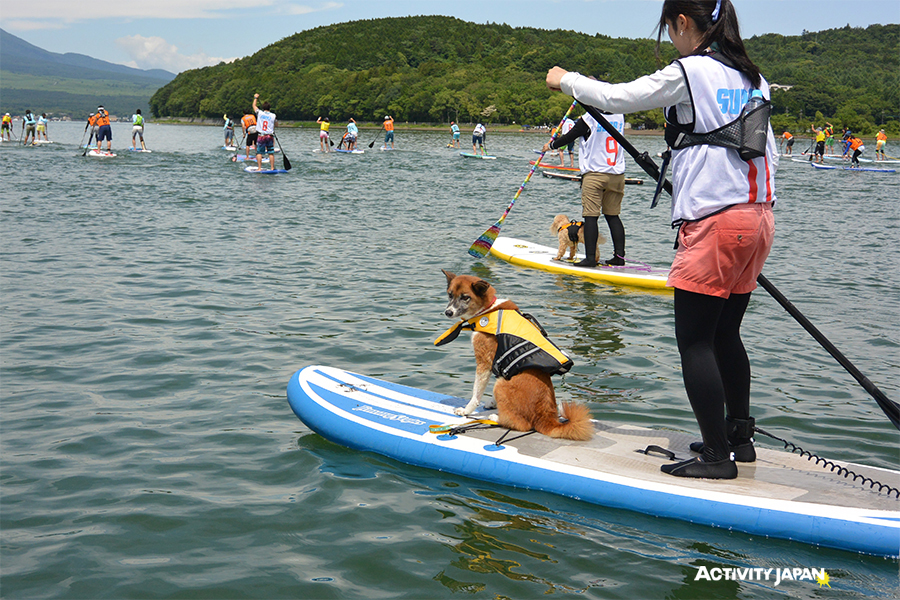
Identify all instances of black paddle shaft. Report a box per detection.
[271,132,291,171]
[756,274,900,428]
[577,99,899,428]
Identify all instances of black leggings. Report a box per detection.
[581,215,626,260]
[674,288,752,461]
[604,214,625,257]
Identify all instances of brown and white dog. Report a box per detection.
[550,214,606,261]
[438,269,592,441]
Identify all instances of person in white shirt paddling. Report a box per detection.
[253,94,277,171]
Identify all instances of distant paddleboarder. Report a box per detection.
[95,106,112,153]
[317,116,330,152]
[252,93,276,171]
[381,115,395,150]
[132,109,146,151]
[223,115,235,148]
[37,113,49,142]
[2,113,12,141]
[22,110,37,145]
[449,121,460,148]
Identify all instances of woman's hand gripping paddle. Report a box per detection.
[468,99,579,258]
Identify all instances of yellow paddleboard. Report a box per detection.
[489,237,671,290]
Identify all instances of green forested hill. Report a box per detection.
[149,16,898,134]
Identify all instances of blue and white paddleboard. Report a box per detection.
[334,148,365,154]
[287,365,900,557]
[244,166,288,174]
[811,163,896,173]
[459,152,496,160]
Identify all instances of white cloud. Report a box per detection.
[115,35,236,72]
[284,2,344,16]
[2,1,273,22]
[3,1,344,24]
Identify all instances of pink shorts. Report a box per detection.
[667,203,774,298]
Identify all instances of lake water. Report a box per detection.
[2,121,899,599]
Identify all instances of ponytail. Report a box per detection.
[655,0,761,87]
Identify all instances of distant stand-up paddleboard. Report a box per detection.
[811,163,896,173]
[459,152,496,160]
[244,166,288,174]
[529,160,579,172]
[541,170,643,184]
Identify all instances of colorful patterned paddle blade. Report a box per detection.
[467,99,579,258]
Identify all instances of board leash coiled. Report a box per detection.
[754,426,900,498]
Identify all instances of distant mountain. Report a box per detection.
[1,28,175,83]
[0,28,175,117]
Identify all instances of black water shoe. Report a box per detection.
[689,440,756,463]
[660,456,737,479]
[603,256,625,266]
[574,258,597,267]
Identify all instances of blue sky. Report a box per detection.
[3,0,898,74]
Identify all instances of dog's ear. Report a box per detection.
[441,269,456,287]
[472,279,492,298]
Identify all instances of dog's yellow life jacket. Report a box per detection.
[435,309,573,380]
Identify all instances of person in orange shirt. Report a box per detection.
[95,106,112,152]
[780,130,794,155]
[83,111,101,148]
[381,115,394,150]
[875,129,887,161]
[241,111,257,159]
[847,135,865,168]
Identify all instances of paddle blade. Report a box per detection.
[283,154,292,171]
[369,140,376,148]
[468,223,502,258]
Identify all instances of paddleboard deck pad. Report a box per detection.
[287,365,900,557]
[244,166,288,174]
[490,237,670,290]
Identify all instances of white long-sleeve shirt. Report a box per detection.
[560,59,776,225]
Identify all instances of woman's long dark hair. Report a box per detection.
[655,0,761,87]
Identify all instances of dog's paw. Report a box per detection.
[482,398,497,409]
[453,407,469,416]
[487,413,499,422]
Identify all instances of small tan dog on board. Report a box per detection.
[434,269,593,441]
[550,214,606,261]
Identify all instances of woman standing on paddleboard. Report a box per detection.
[546,0,777,479]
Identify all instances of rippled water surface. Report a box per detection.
[2,122,899,598]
